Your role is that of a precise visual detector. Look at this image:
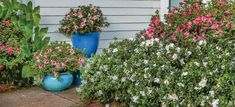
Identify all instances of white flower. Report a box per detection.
[194,62,200,67]
[226,52,230,56]
[187,51,192,56]
[164,80,170,85]
[209,90,215,96]
[154,78,160,83]
[198,78,207,88]
[90,78,95,82]
[181,72,188,76]
[176,47,181,53]
[172,54,178,60]
[154,38,159,42]
[144,60,149,64]
[140,91,146,96]
[177,83,184,87]
[147,88,153,94]
[199,40,207,46]
[216,46,221,51]
[134,48,139,53]
[111,75,118,81]
[180,59,185,65]
[121,77,126,82]
[157,52,161,56]
[132,96,139,103]
[169,43,175,47]
[76,87,81,93]
[203,62,208,67]
[221,65,225,69]
[98,90,103,96]
[165,45,170,52]
[167,93,178,101]
[153,64,157,67]
[212,99,219,107]
[113,48,118,53]
[200,100,206,106]
[144,68,149,72]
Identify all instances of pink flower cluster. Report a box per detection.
[145,16,164,38]
[144,0,234,42]
[0,45,20,55]
[1,20,11,27]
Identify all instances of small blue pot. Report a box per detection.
[42,72,74,92]
[74,71,82,86]
[71,32,100,58]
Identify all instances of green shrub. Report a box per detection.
[80,0,235,106]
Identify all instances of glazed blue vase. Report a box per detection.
[71,32,100,58]
[42,72,74,91]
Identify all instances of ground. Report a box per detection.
[0,86,104,107]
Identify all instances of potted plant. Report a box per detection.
[29,41,85,91]
[59,5,109,58]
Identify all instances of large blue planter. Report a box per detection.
[71,32,100,58]
[42,72,74,92]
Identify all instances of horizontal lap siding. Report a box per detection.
[34,0,161,54]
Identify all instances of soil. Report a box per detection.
[0,84,16,92]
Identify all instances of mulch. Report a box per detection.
[0,84,16,92]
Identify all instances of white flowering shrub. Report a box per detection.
[80,0,235,106]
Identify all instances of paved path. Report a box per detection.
[0,87,82,107]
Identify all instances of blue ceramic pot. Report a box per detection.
[42,72,74,91]
[71,32,100,58]
[74,71,82,86]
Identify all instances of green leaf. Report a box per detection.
[22,65,35,78]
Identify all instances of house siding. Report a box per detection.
[33,0,161,54]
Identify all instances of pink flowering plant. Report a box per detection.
[0,20,24,85]
[29,42,85,78]
[144,0,234,44]
[58,5,109,36]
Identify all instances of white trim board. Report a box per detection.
[160,0,169,22]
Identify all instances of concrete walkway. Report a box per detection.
[0,87,83,107]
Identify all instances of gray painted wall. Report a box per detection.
[33,0,161,54]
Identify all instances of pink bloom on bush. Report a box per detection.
[7,47,14,55]
[197,34,206,41]
[69,49,75,55]
[184,31,190,36]
[78,12,83,18]
[51,60,57,66]
[194,2,200,13]
[80,21,86,28]
[168,12,174,17]
[216,29,223,35]
[92,15,99,20]
[39,64,45,69]
[187,21,192,29]
[153,17,160,26]
[145,26,155,38]
[0,45,5,51]
[212,23,219,29]
[169,34,177,41]
[2,20,11,26]
[179,2,186,6]
[44,60,49,65]
[0,64,3,71]
[224,10,231,15]
[78,58,85,65]
[52,71,59,77]
[193,17,201,25]
[61,63,66,68]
